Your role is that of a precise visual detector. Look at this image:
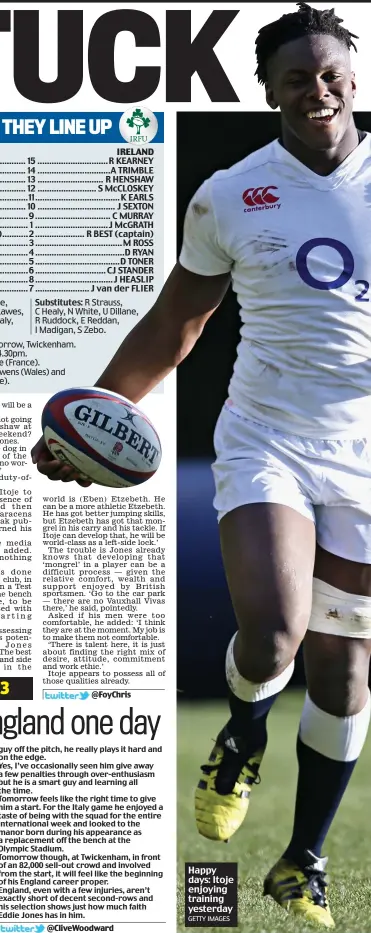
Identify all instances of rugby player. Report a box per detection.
[32,3,371,926]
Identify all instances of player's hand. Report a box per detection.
[31,436,92,486]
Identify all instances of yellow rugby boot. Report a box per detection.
[263,849,335,928]
[194,726,265,842]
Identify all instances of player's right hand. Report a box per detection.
[31,436,92,486]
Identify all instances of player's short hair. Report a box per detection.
[255,2,358,85]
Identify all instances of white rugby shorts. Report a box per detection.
[212,402,371,564]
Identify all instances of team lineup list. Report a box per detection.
[0,113,164,391]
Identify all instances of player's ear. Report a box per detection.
[265,85,279,110]
[351,71,356,98]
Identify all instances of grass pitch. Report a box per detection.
[177,691,371,932]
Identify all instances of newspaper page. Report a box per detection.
[0,3,174,932]
[0,3,369,933]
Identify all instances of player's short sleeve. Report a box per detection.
[179,178,233,276]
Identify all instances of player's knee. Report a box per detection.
[306,630,371,717]
[235,626,299,683]
[309,675,369,717]
[309,656,370,717]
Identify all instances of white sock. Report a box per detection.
[226,632,295,702]
[299,692,371,761]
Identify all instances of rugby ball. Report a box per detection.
[42,387,161,487]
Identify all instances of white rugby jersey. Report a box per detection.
[179,134,371,437]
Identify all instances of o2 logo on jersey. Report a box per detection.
[296,237,369,301]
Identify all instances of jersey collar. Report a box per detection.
[274,132,370,189]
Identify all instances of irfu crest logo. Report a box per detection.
[126,108,151,134]
[119,106,158,144]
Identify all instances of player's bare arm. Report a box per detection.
[97,263,230,403]
[31,262,230,480]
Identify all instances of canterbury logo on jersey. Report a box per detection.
[242,185,281,212]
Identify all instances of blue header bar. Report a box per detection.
[0,112,164,143]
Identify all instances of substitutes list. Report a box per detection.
[0,111,164,391]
